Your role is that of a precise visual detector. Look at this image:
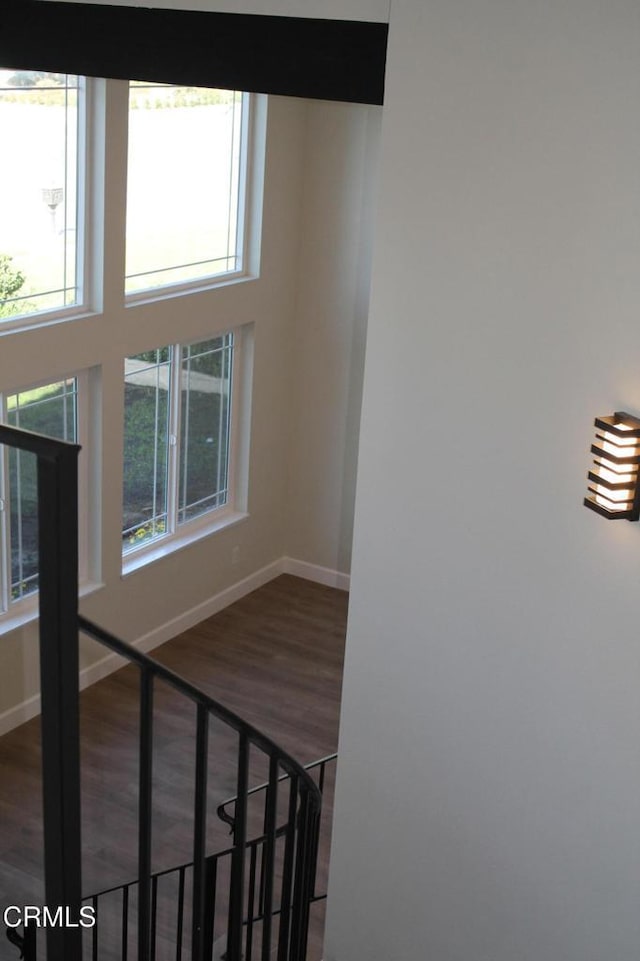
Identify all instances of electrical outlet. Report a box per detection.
[231,545,240,566]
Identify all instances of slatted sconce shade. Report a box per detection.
[584,412,640,520]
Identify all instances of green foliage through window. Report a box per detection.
[123,335,234,554]
[0,254,26,318]
[5,378,78,601]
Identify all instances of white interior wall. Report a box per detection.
[286,100,380,575]
[326,2,640,960]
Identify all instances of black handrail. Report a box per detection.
[217,752,337,833]
[78,615,325,788]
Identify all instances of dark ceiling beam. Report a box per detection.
[1,1,388,104]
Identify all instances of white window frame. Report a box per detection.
[0,73,262,608]
[0,73,91,334]
[0,369,95,628]
[122,326,249,576]
[124,88,252,305]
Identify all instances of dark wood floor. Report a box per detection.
[0,574,347,959]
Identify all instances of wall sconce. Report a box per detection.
[584,411,640,520]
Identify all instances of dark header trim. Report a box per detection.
[0,1,387,104]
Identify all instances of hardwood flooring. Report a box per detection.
[0,574,347,959]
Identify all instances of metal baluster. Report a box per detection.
[92,896,98,960]
[122,885,129,961]
[176,867,185,961]
[257,827,266,921]
[261,756,278,960]
[23,917,36,961]
[276,774,298,961]
[191,704,209,961]
[203,856,217,961]
[288,790,308,961]
[151,875,158,961]
[245,843,258,961]
[312,761,327,897]
[138,668,154,961]
[227,732,249,961]
[289,792,318,961]
[317,759,326,798]
[303,805,321,961]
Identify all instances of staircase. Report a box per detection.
[0,423,327,961]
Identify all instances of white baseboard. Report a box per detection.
[77,557,285,692]
[282,557,350,591]
[0,555,348,737]
[0,692,43,738]
[0,559,284,738]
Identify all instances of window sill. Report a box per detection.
[122,510,249,578]
[0,305,100,339]
[124,271,257,309]
[0,580,105,636]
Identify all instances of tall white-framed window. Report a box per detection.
[0,69,88,326]
[0,372,91,619]
[122,330,245,569]
[125,83,249,297]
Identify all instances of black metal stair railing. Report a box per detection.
[81,754,337,959]
[217,753,337,905]
[78,615,323,961]
[0,422,323,961]
[216,753,336,837]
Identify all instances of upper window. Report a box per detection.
[125,83,248,296]
[0,70,85,322]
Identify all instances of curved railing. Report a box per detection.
[217,753,336,835]
[81,754,337,960]
[78,616,322,961]
[0,423,322,961]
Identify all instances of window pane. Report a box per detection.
[123,349,172,552]
[179,334,233,524]
[7,378,78,601]
[125,84,245,294]
[0,70,82,320]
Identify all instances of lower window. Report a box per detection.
[123,332,236,559]
[0,375,82,613]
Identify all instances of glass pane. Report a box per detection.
[123,348,172,552]
[7,378,78,601]
[125,84,244,294]
[178,334,233,524]
[0,70,82,320]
